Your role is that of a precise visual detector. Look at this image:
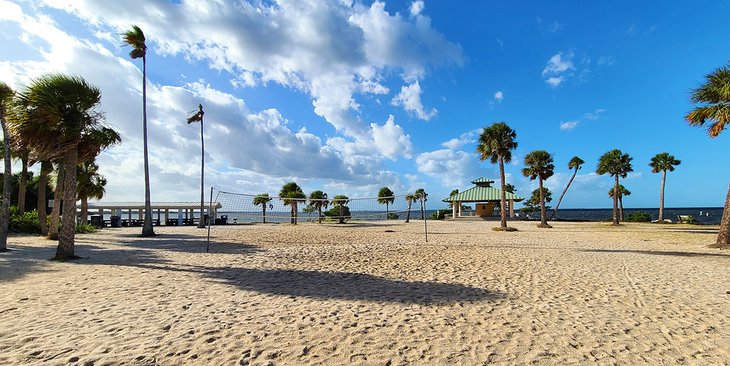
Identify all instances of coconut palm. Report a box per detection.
[477,122,518,229]
[377,187,395,219]
[253,193,272,223]
[123,24,154,237]
[279,182,305,225]
[308,190,328,224]
[405,193,416,223]
[551,156,584,220]
[77,160,107,224]
[597,149,633,225]
[522,150,555,228]
[649,153,681,223]
[12,74,104,260]
[332,195,349,224]
[686,65,730,246]
[608,185,631,221]
[0,82,13,252]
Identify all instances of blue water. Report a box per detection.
[527,207,723,225]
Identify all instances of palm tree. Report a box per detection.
[686,65,729,246]
[597,149,633,225]
[503,184,515,194]
[253,193,272,223]
[522,150,555,228]
[649,153,681,223]
[77,160,107,224]
[608,184,631,221]
[377,187,395,219]
[123,25,154,237]
[477,122,518,229]
[0,82,14,252]
[308,190,328,223]
[405,193,416,223]
[12,74,104,260]
[279,182,305,225]
[332,195,349,224]
[551,156,584,220]
[414,188,428,220]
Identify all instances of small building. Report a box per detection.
[442,178,524,219]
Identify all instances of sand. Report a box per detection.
[0,220,729,365]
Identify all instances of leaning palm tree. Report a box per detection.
[253,193,273,223]
[12,74,104,260]
[0,82,14,252]
[649,153,681,223]
[77,160,107,224]
[308,190,329,224]
[608,184,631,221]
[597,149,633,225]
[279,182,305,225]
[686,65,729,246]
[123,25,154,237]
[377,187,395,219]
[522,150,555,228]
[477,122,518,229]
[551,156,584,220]
[404,193,416,223]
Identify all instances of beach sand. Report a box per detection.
[1,220,729,365]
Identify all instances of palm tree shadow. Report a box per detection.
[579,248,730,258]
[201,267,504,305]
[78,233,259,255]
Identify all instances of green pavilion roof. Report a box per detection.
[442,178,523,202]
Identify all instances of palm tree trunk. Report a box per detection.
[0,117,12,252]
[262,205,266,224]
[658,170,666,223]
[318,206,322,224]
[619,196,624,221]
[141,55,155,237]
[498,156,508,228]
[551,167,577,220]
[386,202,389,220]
[48,162,64,240]
[538,178,548,227]
[405,202,411,223]
[55,148,78,260]
[612,176,619,225]
[37,161,51,235]
[713,184,730,247]
[17,157,27,214]
[292,202,297,225]
[80,197,88,225]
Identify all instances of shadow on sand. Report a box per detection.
[579,248,730,259]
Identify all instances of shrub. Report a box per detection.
[431,210,446,220]
[75,223,98,234]
[324,206,351,221]
[625,211,651,222]
[8,207,41,234]
[387,213,399,220]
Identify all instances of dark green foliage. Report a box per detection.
[431,210,446,220]
[387,213,399,220]
[8,207,40,234]
[324,205,351,221]
[625,211,652,222]
[75,223,98,234]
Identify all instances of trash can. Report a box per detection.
[89,215,104,228]
[215,215,228,225]
[110,215,122,228]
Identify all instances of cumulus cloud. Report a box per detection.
[559,120,579,130]
[410,1,424,16]
[391,81,438,120]
[542,51,574,87]
[441,129,480,149]
[416,149,481,187]
[494,90,504,102]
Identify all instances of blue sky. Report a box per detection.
[0,0,728,209]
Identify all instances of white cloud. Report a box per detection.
[441,129,480,149]
[542,51,574,87]
[560,120,579,130]
[410,1,424,16]
[584,108,605,120]
[416,149,481,187]
[494,90,504,102]
[370,115,413,159]
[391,81,438,120]
[545,76,565,88]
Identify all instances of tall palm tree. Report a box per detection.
[77,160,107,224]
[123,25,154,237]
[414,188,428,220]
[404,193,416,223]
[377,186,395,219]
[686,65,729,246]
[12,74,104,260]
[0,82,13,252]
[253,193,272,223]
[649,153,681,223]
[597,149,633,225]
[608,184,631,221]
[522,150,555,228]
[551,156,584,220]
[332,195,349,224]
[308,190,328,224]
[477,122,518,229]
[279,182,305,225]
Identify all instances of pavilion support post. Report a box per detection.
[138,209,143,223]
[164,209,169,224]
[509,200,515,218]
[458,201,462,217]
[452,201,457,219]
[128,209,132,222]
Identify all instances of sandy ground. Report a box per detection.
[0,220,729,365]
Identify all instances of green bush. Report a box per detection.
[324,206,351,222]
[431,210,446,220]
[75,223,98,234]
[625,211,651,222]
[8,207,41,234]
[387,213,399,220]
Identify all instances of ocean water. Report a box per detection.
[530,207,723,225]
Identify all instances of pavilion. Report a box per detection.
[442,177,524,219]
[83,201,222,226]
